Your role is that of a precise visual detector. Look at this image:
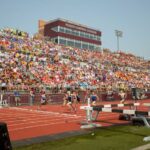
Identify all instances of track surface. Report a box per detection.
[0,99,149,141]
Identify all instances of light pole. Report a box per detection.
[115,30,123,51]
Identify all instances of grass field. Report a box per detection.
[13,125,150,150]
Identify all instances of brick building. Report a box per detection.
[38,18,102,50]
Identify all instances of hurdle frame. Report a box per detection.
[80,98,101,129]
[81,102,150,128]
[91,102,140,121]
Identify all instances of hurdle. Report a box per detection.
[80,102,140,127]
[80,101,150,128]
[92,106,150,127]
[92,102,140,121]
[92,107,150,116]
[80,98,101,129]
[94,102,140,109]
[81,102,140,122]
[143,103,150,111]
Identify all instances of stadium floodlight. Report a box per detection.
[115,30,123,51]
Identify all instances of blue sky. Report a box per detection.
[0,0,150,60]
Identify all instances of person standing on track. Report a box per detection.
[29,88,35,106]
[66,91,76,113]
[119,89,126,103]
[38,89,47,110]
[14,88,21,106]
[118,83,127,103]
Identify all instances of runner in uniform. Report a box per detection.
[62,92,68,107]
[90,91,99,106]
[38,90,47,110]
[72,91,81,112]
[66,91,76,113]
[118,83,126,103]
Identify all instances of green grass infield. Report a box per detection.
[14,125,150,150]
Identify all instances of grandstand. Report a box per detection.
[0,27,149,105]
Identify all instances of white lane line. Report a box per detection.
[3,117,83,125]
[9,118,82,132]
[0,111,84,119]
[9,107,81,117]
[8,115,84,127]
[0,107,85,128]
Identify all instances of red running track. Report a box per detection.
[0,99,150,141]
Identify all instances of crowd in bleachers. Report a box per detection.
[0,28,150,97]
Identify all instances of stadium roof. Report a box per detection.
[46,18,101,32]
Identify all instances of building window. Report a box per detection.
[72,30,79,36]
[97,36,101,41]
[57,26,101,42]
[80,31,85,37]
[59,38,66,45]
[94,45,101,50]
[82,42,88,49]
[65,28,71,34]
[89,44,94,50]
[75,41,81,49]
[52,36,100,50]
[51,27,59,32]
[67,40,74,47]
[89,34,94,40]
[85,33,89,38]
[59,27,65,32]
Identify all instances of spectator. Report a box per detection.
[14,88,21,106]
[29,88,35,106]
[0,27,149,96]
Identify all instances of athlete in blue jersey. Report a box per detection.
[90,91,99,106]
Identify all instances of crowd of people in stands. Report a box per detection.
[0,28,150,100]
